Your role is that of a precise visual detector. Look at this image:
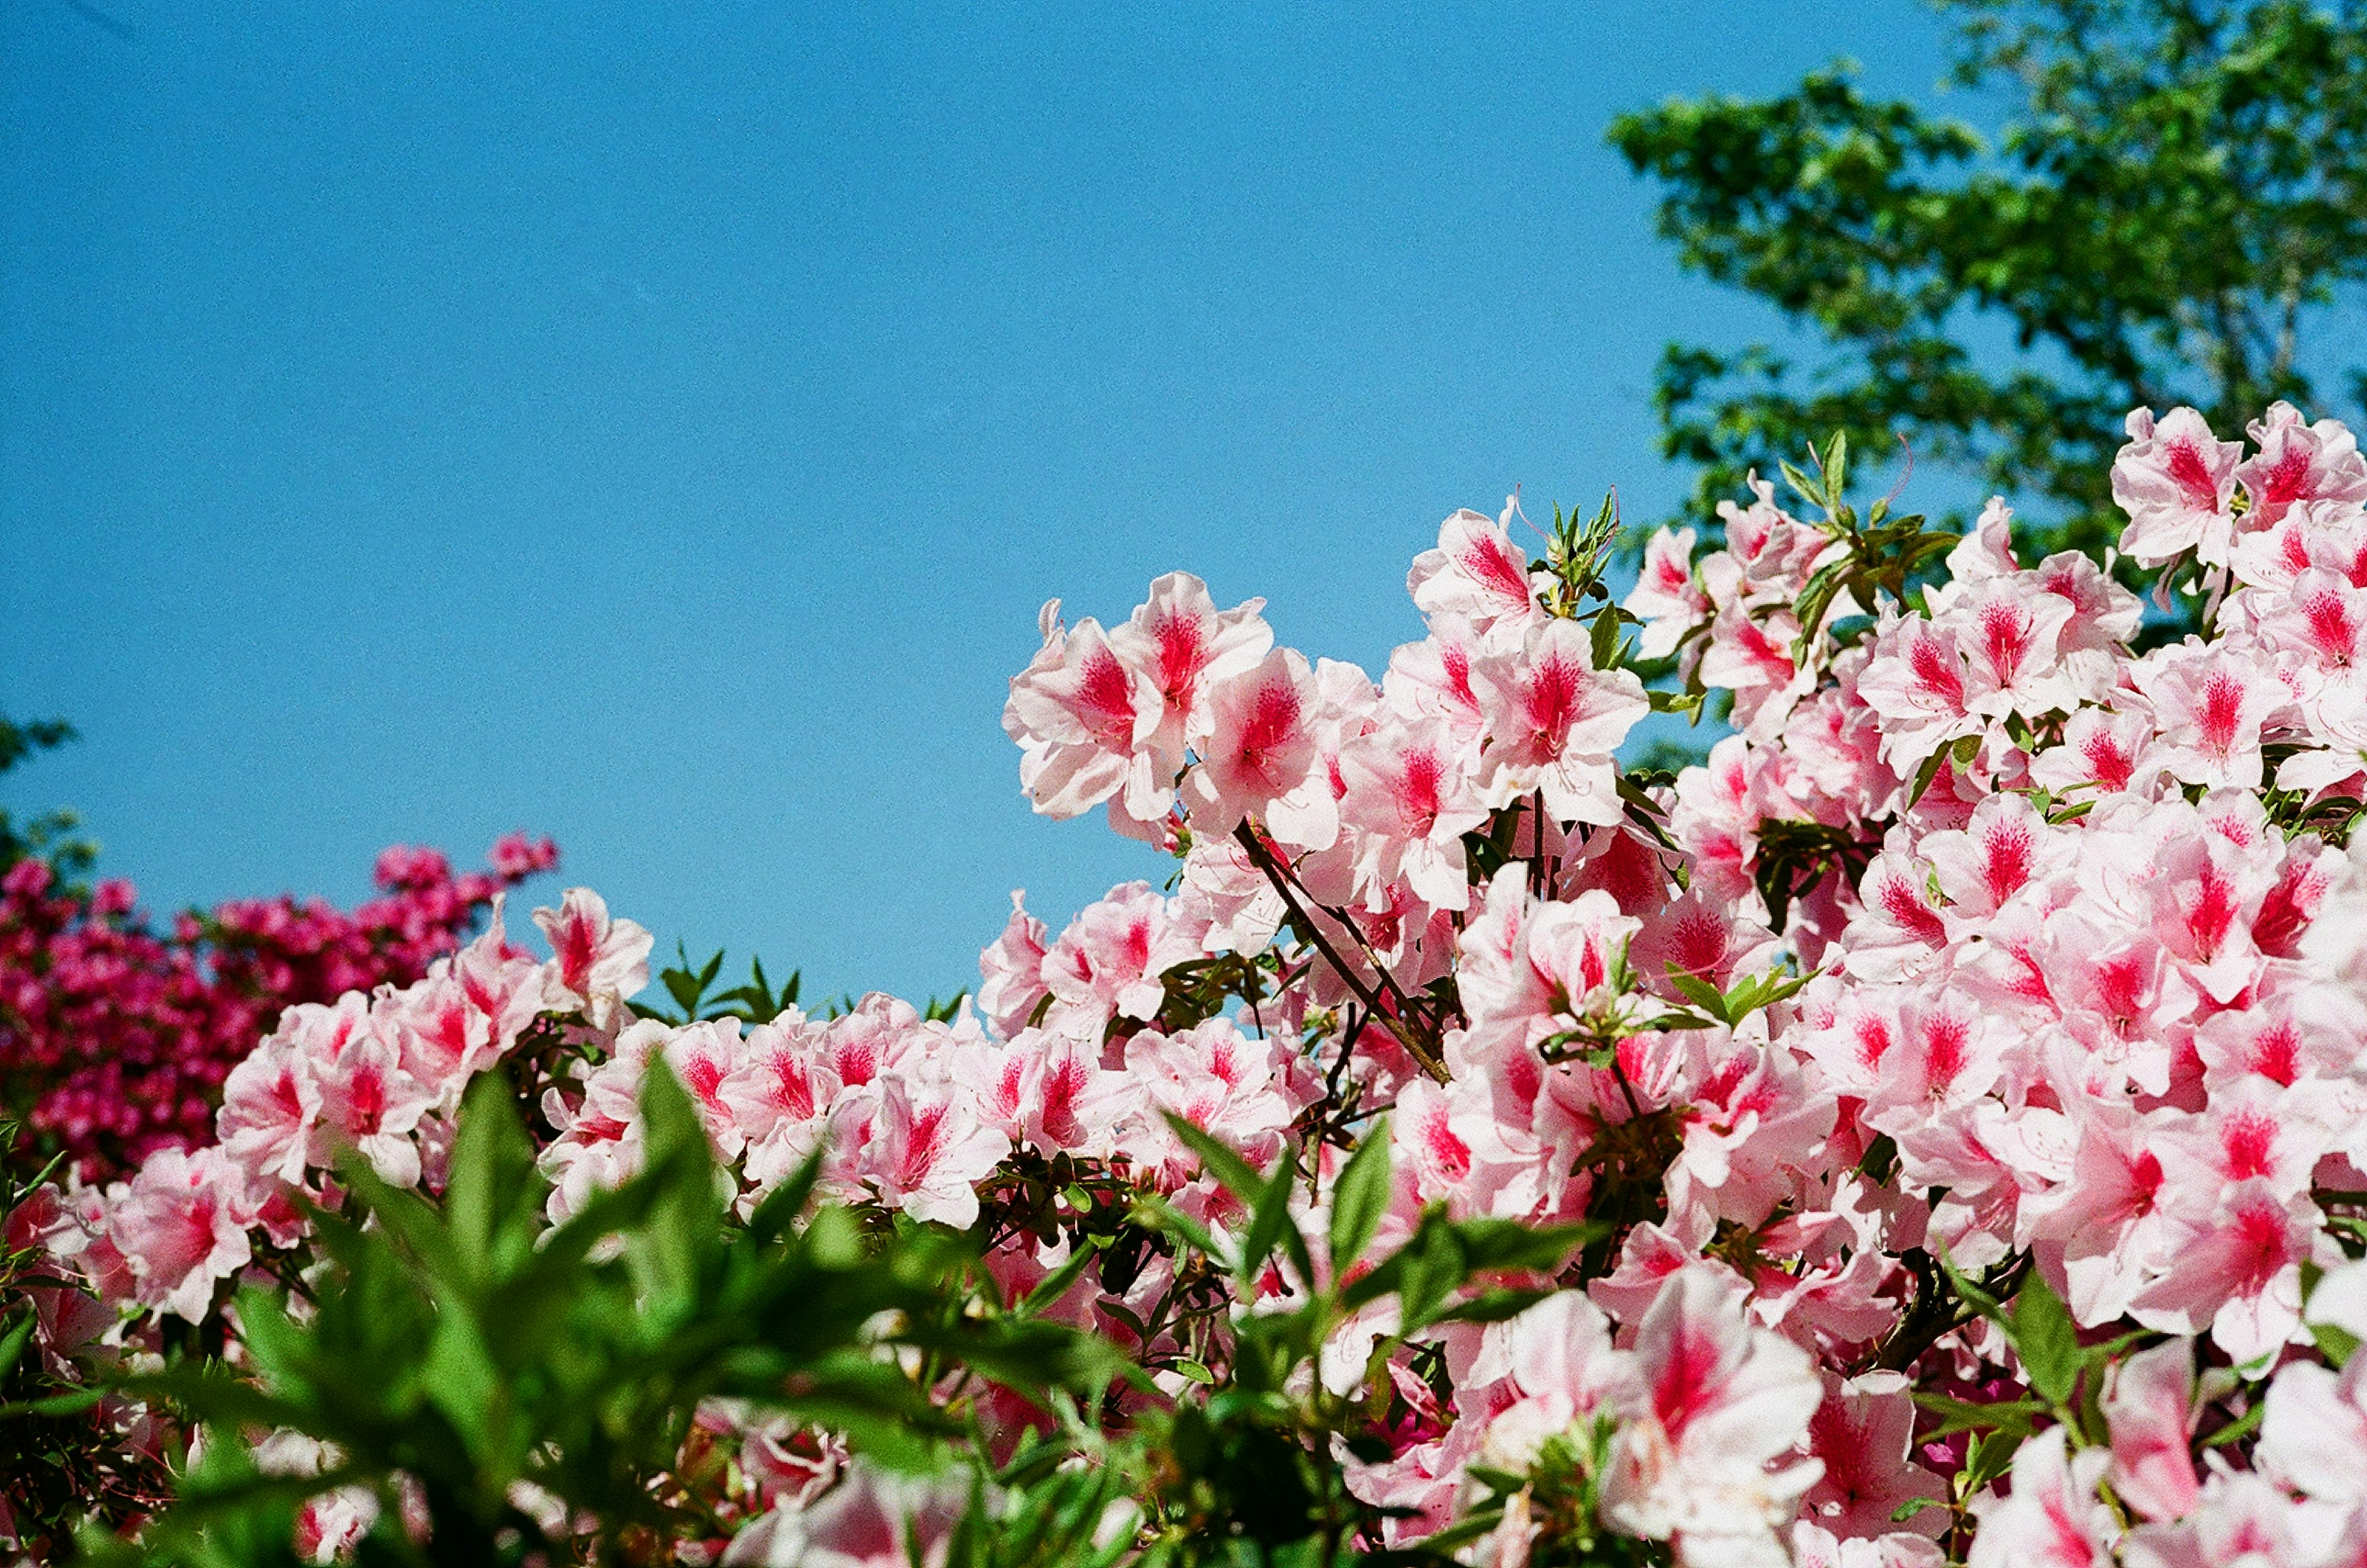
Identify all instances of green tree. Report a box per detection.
[1611,0,2367,560]
[0,712,92,882]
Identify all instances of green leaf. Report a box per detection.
[0,1306,35,1384]
[1327,1120,1392,1274]
[1790,561,1850,665]
[1961,1426,2025,1496]
[1133,1195,1223,1262]
[1017,1241,1102,1320]
[2012,1272,2082,1407]
[0,1386,105,1420]
[1911,1391,2044,1440]
[1906,742,1952,811]
[1236,1146,1307,1288]
[1162,1114,1265,1204]
[446,1071,543,1286]
[1664,967,1732,1024]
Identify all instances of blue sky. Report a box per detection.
[2,0,1974,1002]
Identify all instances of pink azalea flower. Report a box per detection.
[1790,1521,1946,1567]
[216,1032,322,1187]
[1469,1290,1640,1471]
[975,891,1051,1039]
[2113,406,2244,566]
[2102,1338,2201,1524]
[1523,889,1643,1023]
[1338,717,1490,912]
[1124,1018,1295,1183]
[2144,645,2294,793]
[1003,603,1169,823]
[825,1075,1008,1230]
[1598,1265,1825,1566]
[108,1145,254,1323]
[308,1022,436,1188]
[1104,571,1273,770]
[1182,647,1337,847]
[1039,881,1197,1040]
[721,1461,964,1568]
[1800,1371,1945,1541]
[978,1028,1140,1158]
[1855,610,1981,769]
[2238,401,2367,529]
[533,886,655,1027]
[1625,526,1709,658]
[720,1014,843,1190]
[1408,505,1543,632]
[663,1018,750,1159]
[1955,579,2079,721]
[2259,1314,2367,1509]
[2129,1176,2323,1365]
[1470,618,1650,827]
[1964,1426,2115,1568]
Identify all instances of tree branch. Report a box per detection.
[1230,823,1449,1084]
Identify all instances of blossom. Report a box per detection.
[1106,571,1273,767]
[53,399,2367,1566]
[308,1021,436,1188]
[1338,718,1490,911]
[533,887,654,1027]
[825,1074,1008,1229]
[107,1144,254,1321]
[1182,646,1338,847]
[722,1461,965,1568]
[976,891,1051,1038]
[1408,505,1543,632]
[1598,1265,1825,1567]
[1037,881,1197,1039]
[1471,618,1650,825]
[2101,1339,2201,1523]
[1964,1426,2116,1568]
[2112,406,2243,566]
[1004,601,1169,823]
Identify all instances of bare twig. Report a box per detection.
[1231,823,1449,1083]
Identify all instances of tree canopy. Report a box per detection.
[1612,0,2367,558]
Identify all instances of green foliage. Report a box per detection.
[0,711,96,882]
[0,1124,169,1555]
[1611,0,2367,565]
[68,1068,1621,1566]
[97,1067,1119,1566]
[636,942,803,1025]
[1118,1118,1598,1566]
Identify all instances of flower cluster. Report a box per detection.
[0,833,558,1180]
[25,402,2367,1567]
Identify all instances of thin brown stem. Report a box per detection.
[1232,823,1449,1083]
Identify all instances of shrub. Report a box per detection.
[15,402,2367,1566]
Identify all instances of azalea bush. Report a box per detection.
[0,834,559,1182]
[14,401,2367,1566]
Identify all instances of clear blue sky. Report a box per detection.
[2,0,1971,1002]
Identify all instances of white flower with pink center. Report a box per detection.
[534,886,654,1027]
[1471,617,1648,827]
[1598,1265,1825,1567]
[1408,505,1544,632]
[1003,604,1169,823]
[108,1145,255,1323]
[2112,405,2244,566]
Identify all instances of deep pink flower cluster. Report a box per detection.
[29,401,2367,1566]
[0,833,557,1180]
